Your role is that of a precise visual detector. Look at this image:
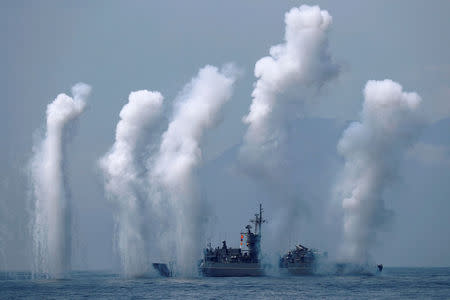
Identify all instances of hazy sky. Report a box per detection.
[1,1,450,270]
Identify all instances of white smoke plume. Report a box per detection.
[336,79,424,263]
[240,5,339,251]
[149,65,237,276]
[241,5,339,175]
[31,83,91,278]
[99,90,163,277]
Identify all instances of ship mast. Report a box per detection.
[250,204,266,237]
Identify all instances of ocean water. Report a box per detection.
[1,268,449,299]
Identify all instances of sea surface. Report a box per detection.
[1,268,449,299]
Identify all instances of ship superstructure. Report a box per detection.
[199,204,266,277]
[279,244,323,275]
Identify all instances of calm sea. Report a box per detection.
[1,268,449,299]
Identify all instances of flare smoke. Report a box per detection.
[150,65,236,276]
[99,90,163,277]
[241,5,338,174]
[31,83,91,278]
[240,5,339,249]
[336,79,424,263]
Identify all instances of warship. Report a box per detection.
[199,204,266,277]
[279,244,324,275]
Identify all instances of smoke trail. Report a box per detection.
[150,65,236,276]
[240,5,339,250]
[99,90,163,277]
[31,83,91,278]
[336,79,424,263]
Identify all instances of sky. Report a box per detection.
[1,0,450,271]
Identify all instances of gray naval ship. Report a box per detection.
[279,244,324,275]
[199,204,266,277]
[279,244,383,275]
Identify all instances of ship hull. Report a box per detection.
[279,263,316,275]
[200,262,264,277]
